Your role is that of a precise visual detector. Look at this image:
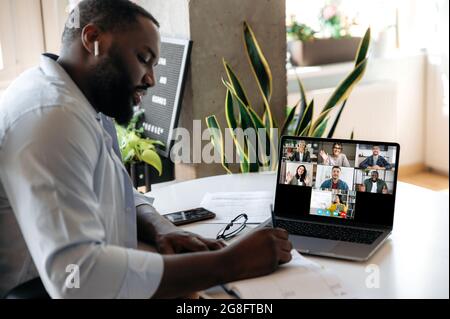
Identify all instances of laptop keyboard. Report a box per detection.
[275,220,383,245]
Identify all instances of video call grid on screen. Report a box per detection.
[278,138,398,221]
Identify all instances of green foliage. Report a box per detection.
[286,21,317,42]
[115,109,164,176]
[205,22,371,174]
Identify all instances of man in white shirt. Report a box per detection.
[0,0,292,299]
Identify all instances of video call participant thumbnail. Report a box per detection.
[359,145,392,170]
[328,194,348,216]
[286,165,311,186]
[320,166,349,191]
[319,142,351,167]
[363,171,389,194]
[288,141,311,162]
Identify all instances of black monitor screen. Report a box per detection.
[139,37,191,157]
[274,137,400,228]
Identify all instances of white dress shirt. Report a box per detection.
[371,181,378,193]
[0,54,164,298]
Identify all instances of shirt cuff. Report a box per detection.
[134,189,155,207]
[117,249,164,299]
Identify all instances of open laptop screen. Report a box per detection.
[275,137,400,228]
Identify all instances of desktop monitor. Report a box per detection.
[138,37,192,158]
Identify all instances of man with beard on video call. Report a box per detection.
[0,0,292,299]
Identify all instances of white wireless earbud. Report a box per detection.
[94,41,99,57]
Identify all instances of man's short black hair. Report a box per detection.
[62,0,159,46]
[332,166,341,171]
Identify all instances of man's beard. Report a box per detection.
[86,44,135,126]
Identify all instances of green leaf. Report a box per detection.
[354,28,371,67]
[324,58,367,113]
[123,149,135,163]
[327,100,347,138]
[243,21,272,102]
[141,149,163,176]
[317,28,370,137]
[295,70,308,119]
[299,123,311,137]
[225,89,239,130]
[312,118,329,137]
[243,21,275,140]
[223,82,273,168]
[246,102,274,168]
[311,58,368,133]
[281,99,300,136]
[236,96,259,172]
[205,115,233,174]
[223,60,251,108]
[296,99,314,136]
[223,88,252,172]
[114,113,165,176]
[310,109,332,136]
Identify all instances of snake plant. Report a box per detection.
[206,22,371,174]
[115,109,164,176]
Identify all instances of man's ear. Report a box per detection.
[81,24,101,56]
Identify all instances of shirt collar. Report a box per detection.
[40,53,99,120]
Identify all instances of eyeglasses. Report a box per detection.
[216,213,248,241]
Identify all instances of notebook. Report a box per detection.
[223,250,353,299]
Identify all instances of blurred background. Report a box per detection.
[0,0,448,191]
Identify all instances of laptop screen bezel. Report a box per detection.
[274,136,401,230]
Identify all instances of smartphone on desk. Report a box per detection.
[163,208,216,226]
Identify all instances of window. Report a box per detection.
[0,0,46,86]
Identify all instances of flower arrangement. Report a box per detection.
[319,2,351,39]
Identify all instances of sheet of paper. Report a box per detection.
[225,250,354,299]
[199,191,273,224]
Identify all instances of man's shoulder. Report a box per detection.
[0,67,97,147]
[340,179,349,187]
[1,66,81,116]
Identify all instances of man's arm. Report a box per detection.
[0,108,164,298]
[134,195,178,245]
[381,157,392,169]
[136,203,225,254]
[359,157,370,168]
[153,228,292,299]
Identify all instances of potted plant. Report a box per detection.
[288,3,362,66]
[115,109,164,191]
[205,21,370,174]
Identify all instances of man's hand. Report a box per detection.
[153,227,293,298]
[155,230,226,254]
[223,228,293,282]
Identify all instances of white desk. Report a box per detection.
[148,172,449,299]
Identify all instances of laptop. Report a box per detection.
[272,136,400,261]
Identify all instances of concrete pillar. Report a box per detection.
[138,0,287,180]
